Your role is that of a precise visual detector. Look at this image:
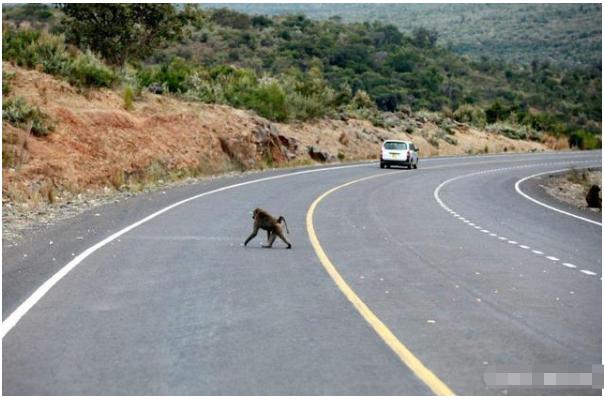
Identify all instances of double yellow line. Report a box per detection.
[306,172,455,396]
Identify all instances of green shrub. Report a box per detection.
[281,67,336,120]
[123,86,135,110]
[69,50,117,87]
[2,97,54,136]
[486,122,541,141]
[241,80,288,122]
[284,82,335,120]
[2,28,73,76]
[137,57,195,93]
[453,104,487,128]
[2,27,42,67]
[184,73,224,103]
[158,57,194,93]
[3,27,117,88]
[349,90,375,110]
[568,130,601,150]
[32,33,72,76]
[3,72,15,95]
[485,101,510,123]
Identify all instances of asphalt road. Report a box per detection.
[3,150,602,395]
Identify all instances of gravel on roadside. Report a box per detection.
[538,168,601,212]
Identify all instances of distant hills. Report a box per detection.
[202,3,602,68]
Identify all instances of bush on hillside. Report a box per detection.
[568,130,601,150]
[453,104,487,128]
[2,27,116,88]
[69,50,118,87]
[241,80,288,122]
[486,122,541,141]
[2,97,54,136]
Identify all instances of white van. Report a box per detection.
[380,140,419,169]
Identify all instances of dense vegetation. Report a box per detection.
[2,4,601,149]
[207,3,602,68]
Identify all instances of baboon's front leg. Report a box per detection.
[244,227,259,246]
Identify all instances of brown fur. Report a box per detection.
[244,208,292,248]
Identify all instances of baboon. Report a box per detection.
[244,208,292,248]
[586,184,601,209]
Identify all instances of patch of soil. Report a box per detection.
[540,168,602,211]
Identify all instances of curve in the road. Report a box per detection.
[4,154,577,338]
[306,172,456,396]
[306,155,600,396]
[3,150,600,396]
[434,160,601,278]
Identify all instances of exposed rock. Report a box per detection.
[307,145,333,162]
[277,134,299,153]
[218,137,254,169]
[338,132,350,146]
[148,83,164,95]
[249,123,299,164]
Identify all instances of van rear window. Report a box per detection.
[384,142,407,150]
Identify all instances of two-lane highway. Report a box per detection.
[3,150,601,395]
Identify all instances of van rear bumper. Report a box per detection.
[380,157,411,166]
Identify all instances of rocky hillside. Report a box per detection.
[2,63,558,225]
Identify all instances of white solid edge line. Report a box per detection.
[514,167,602,226]
[4,154,600,338]
[2,162,376,338]
[0,155,525,338]
[9,154,540,338]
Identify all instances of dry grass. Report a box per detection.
[542,168,601,210]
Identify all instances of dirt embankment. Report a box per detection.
[539,168,602,211]
[2,63,559,236]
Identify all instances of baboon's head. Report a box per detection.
[252,208,261,219]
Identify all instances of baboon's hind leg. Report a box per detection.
[263,231,277,248]
[278,231,292,249]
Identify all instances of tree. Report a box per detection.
[411,27,439,48]
[485,101,509,123]
[388,49,421,73]
[61,4,192,66]
[251,15,273,29]
[210,8,251,29]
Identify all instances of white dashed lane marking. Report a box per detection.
[581,270,597,276]
[433,159,601,279]
[562,263,577,269]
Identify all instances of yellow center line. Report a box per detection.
[306,171,455,396]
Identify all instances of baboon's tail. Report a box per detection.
[278,216,290,234]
